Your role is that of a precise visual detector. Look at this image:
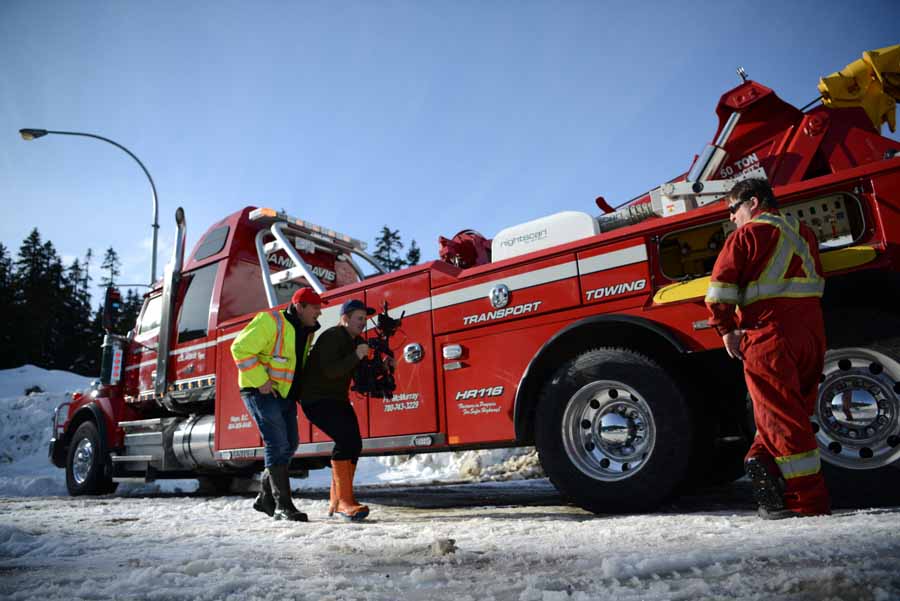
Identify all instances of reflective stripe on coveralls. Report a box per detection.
[741,213,824,305]
[268,311,292,384]
[704,213,825,306]
[775,448,822,479]
[236,356,260,372]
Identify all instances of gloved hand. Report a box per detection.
[723,329,745,360]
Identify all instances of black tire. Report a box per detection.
[65,421,117,496]
[535,348,692,513]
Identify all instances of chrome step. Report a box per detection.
[111,454,154,463]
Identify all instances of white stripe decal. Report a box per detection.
[125,337,226,371]
[431,261,578,310]
[124,244,646,372]
[171,339,220,354]
[577,245,647,275]
[125,359,156,372]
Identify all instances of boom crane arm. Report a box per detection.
[818,43,900,132]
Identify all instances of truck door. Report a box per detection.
[169,263,220,394]
[365,271,439,437]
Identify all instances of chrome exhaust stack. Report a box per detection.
[155,207,186,407]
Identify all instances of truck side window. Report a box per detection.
[193,226,230,261]
[137,296,163,335]
[176,263,219,343]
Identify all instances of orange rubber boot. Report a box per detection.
[331,459,369,521]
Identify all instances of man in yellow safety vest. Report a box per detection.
[231,287,323,521]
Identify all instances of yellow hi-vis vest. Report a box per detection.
[705,212,825,306]
[231,309,313,398]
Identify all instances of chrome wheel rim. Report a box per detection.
[815,347,900,470]
[72,438,94,484]
[561,380,657,481]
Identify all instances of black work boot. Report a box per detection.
[268,464,308,522]
[757,506,800,520]
[745,457,786,516]
[252,469,275,517]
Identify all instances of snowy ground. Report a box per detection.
[2,366,900,600]
[2,485,899,601]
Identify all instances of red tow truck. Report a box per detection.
[51,46,900,512]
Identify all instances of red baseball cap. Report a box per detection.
[291,288,326,306]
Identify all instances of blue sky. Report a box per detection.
[2,1,898,301]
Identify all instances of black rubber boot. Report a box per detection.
[252,469,275,517]
[268,464,308,522]
[745,457,786,514]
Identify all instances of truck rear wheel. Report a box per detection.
[66,421,117,496]
[535,348,691,513]
[815,345,900,472]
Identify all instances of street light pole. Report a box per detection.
[18,128,160,286]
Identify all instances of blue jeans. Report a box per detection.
[240,389,299,467]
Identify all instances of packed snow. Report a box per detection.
[2,366,899,600]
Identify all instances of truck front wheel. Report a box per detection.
[66,421,117,496]
[535,348,691,513]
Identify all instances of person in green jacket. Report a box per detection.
[301,299,375,521]
[231,287,323,522]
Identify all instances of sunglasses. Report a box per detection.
[727,199,747,214]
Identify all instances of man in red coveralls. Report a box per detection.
[706,178,830,520]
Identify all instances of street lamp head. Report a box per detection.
[19,128,49,141]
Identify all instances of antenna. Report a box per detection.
[737,67,749,83]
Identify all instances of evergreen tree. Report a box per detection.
[0,243,16,368]
[13,229,59,367]
[82,248,94,297]
[373,226,405,271]
[43,241,68,368]
[58,258,99,373]
[405,239,421,267]
[100,247,121,287]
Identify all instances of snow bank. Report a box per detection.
[0,366,93,497]
[0,364,92,398]
[0,366,540,498]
